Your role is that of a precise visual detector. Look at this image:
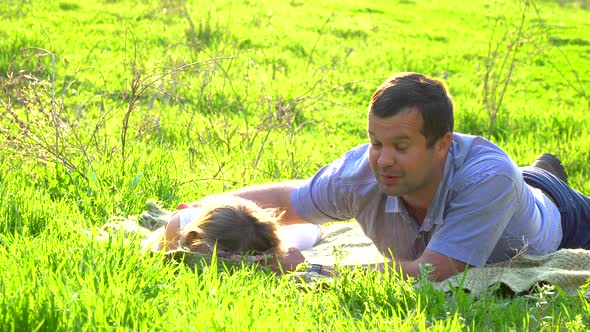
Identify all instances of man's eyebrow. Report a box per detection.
[368,130,410,140]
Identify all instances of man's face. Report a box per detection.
[367,109,449,202]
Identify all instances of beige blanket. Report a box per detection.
[105,200,590,297]
[432,249,590,297]
[303,223,590,297]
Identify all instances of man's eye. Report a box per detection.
[370,142,381,147]
[396,145,408,151]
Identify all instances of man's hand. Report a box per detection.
[266,247,307,274]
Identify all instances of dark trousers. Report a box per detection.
[522,166,590,249]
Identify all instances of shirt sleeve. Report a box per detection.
[427,171,519,267]
[290,162,356,224]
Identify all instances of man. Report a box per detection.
[188,72,590,281]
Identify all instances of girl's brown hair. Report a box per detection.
[176,197,283,255]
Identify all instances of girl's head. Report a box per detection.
[177,197,283,255]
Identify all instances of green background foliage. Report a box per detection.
[1,0,590,330]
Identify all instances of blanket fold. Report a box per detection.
[432,249,590,298]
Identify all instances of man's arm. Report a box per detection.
[278,247,467,281]
[377,248,467,281]
[186,180,308,225]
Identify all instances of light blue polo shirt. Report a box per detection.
[291,133,562,267]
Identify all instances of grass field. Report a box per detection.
[2,0,590,330]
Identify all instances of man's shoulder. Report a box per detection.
[333,143,375,185]
[452,133,518,178]
[452,133,506,162]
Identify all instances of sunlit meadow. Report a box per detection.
[1,0,590,330]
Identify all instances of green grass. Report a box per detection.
[1,0,590,330]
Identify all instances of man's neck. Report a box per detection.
[402,149,449,225]
[401,171,444,225]
[402,199,428,225]
[401,180,439,214]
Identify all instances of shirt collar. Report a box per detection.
[384,195,401,213]
[426,151,455,228]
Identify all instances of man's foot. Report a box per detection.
[532,153,568,184]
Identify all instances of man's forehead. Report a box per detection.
[367,111,423,130]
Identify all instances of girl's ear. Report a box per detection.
[178,227,204,249]
[179,227,215,254]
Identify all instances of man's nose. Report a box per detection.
[378,147,396,167]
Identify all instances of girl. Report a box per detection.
[150,197,321,270]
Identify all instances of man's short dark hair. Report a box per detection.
[369,72,454,147]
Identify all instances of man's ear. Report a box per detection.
[436,132,452,155]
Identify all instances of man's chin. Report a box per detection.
[378,183,403,196]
